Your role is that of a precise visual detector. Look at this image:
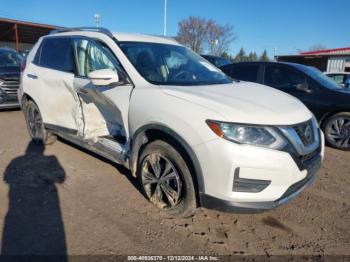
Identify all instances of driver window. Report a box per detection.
[73,38,121,78]
[265,66,307,90]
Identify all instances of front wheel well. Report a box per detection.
[21,93,35,107]
[130,127,204,205]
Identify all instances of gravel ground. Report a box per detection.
[0,110,349,257]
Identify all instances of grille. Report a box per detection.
[293,121,314,146]
[299,148,319,166]
[0,78,19,96]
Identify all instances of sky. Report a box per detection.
[1,0,349,57]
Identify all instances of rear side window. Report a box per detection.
[38,37,75,73]
[226,64,259,82]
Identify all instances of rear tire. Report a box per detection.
[323,112,350,151]
[138,140,197,217]
[23,100,56,145]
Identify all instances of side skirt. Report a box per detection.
[45,123,129,168]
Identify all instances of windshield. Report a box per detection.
[298,65,341,90]
[119,42,232,86]
[0,50,23,67]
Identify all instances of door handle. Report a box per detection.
[77,88,88,94]
[27,74,38,79]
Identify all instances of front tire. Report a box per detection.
[323,112,350,151]
[138,140,197,217]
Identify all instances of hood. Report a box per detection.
[161,82,312,126]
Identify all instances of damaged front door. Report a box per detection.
[72,37,133,142]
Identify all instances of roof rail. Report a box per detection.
[50,27,116,40]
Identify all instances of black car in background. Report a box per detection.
[0,48,23,109]
[221,62,350,150]
[201,54,231,68]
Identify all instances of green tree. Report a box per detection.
[259,50,269,61]
[221,51,234,62]
[234,48,248,62]
[248,51,258,61]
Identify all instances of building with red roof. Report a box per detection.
[275,47,350,73]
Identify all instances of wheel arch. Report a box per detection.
[129,124,205,203]
[319,110,350,130]
[21,93,36,107]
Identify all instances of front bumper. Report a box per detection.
[0,78,20,109]
[0,97,20,109]
[194,130,324,213]
[0,92,19,109]
[200,154,321,213]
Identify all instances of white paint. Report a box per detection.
[19,30,325,207]
[88,69,119,86]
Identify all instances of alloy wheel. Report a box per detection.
[327,117,350,149]
[141,153,182,209]
[26,103,44,140]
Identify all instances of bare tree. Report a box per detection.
[308,44,327,51]
[176,16,237,55]
[175,16,209,53]
[207,22,237,56]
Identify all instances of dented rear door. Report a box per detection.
[29,37,82,134]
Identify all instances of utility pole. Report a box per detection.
[163,0,167,36]
[95,13,100,28]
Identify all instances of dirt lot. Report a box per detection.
[0,110,349,256]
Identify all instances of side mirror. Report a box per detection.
[345,79,350,89]
[88,69,119,86]
[295,83,312,93]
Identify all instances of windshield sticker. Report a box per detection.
[199,61,221,72]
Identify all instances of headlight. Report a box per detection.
[206,120,287,149]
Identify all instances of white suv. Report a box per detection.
[19,28,324,217]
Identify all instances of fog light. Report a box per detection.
[232,168,271,193]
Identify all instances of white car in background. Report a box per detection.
[18,27,324,217]
[325,72,350,88]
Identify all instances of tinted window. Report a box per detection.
[327,74,345,85]
[226,64,259,82]
[296,65,340,90]
[39,38,74,73]
[265,65,306,90]
[202,56,231,67]
[73,38,121,77]
[0,50,22,67]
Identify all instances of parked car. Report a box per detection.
[201,54,231,68]
[325,72,350,88]
[221,62,350,151]
[0,48,22,109]
[19,28,324,216]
